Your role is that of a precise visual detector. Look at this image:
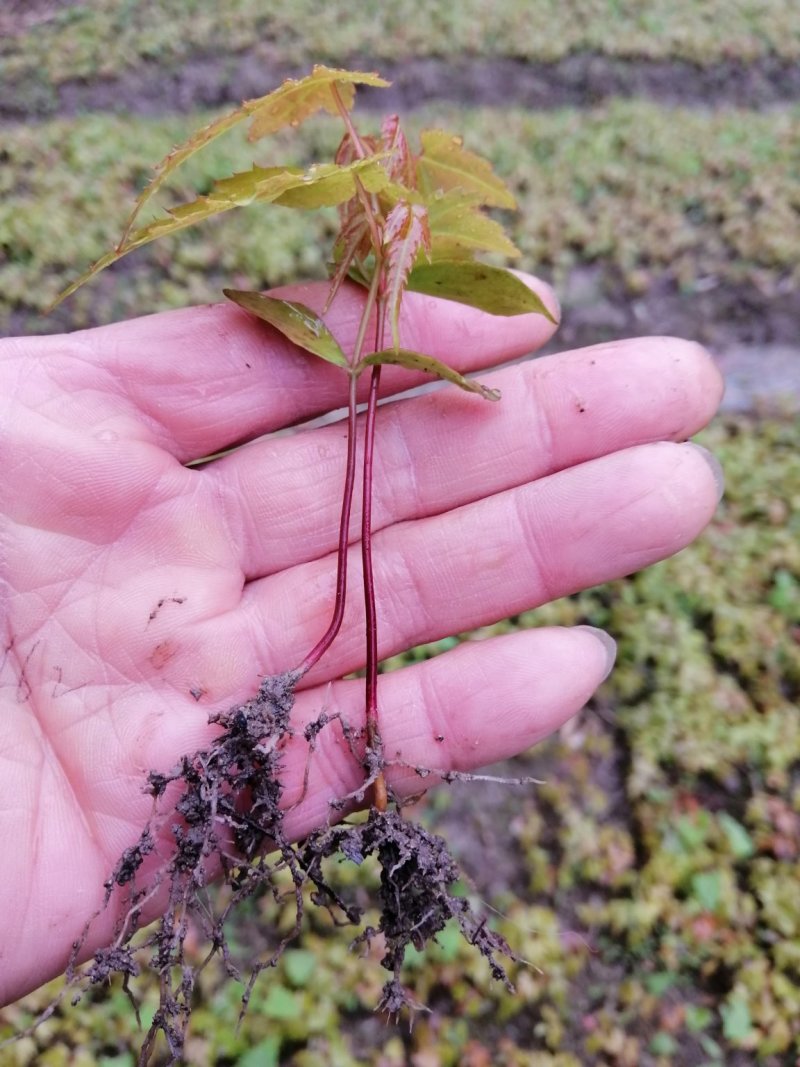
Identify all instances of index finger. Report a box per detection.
[49,275,559,461]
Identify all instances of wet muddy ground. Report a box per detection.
[5,51,800,120]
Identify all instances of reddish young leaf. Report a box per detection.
[327,212,372,308]
[380,115,416,188]
[382,202,431,350]
[334,130,380,168]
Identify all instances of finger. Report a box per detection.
[278,626,615,839]
[56,274,558,460]
[209,337,722,578]
[180,439,721,696]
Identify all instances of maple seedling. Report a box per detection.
[34,66,555,1063]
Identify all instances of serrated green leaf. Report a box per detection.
[117,106,261,247]
[247,65,390,141]
[51,165,299,308]
[273,156,390,209]
[223,290,349,368]
[406,261,556,321]
[417,129,517,209]
[426,190,520,261]
[356,348,500,400]
[116,66,389,246]
[50,158,390,309]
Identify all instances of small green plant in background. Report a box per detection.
[23,66,554,1064]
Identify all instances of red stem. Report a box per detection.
[330,84,367,159]
[362,325,388,811]
[295,373,359,677]
[361,363,381,735]
[304,85,388,807]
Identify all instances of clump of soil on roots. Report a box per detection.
[54,669,516,1064]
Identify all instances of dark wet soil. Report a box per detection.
[5,52,800,121]
[540,269,800,416]
[551,268,800,353]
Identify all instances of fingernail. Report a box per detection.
[686,443,725,502]
[575,625,617,681]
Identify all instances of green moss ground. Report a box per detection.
[4,0,800,94]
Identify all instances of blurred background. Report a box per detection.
[1,2,799,1064]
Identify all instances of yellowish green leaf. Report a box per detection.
[117,105,261,247]
[380,114,415,186]
[417,129,517,209]
[356,348,500,400]
[116,67,389,244]
[377,181,425,212]
[50,166,300,308]
[247,65,390,141]
[50,158,390,309]
[223,290,350,369]
[426,191,520,261]
[406,261,556,321]
[273,157,390,209]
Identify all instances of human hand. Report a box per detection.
[0,276,723,1004]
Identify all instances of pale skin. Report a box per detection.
[0,273,724,1006]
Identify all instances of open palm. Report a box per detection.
[0,277,722,1004]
